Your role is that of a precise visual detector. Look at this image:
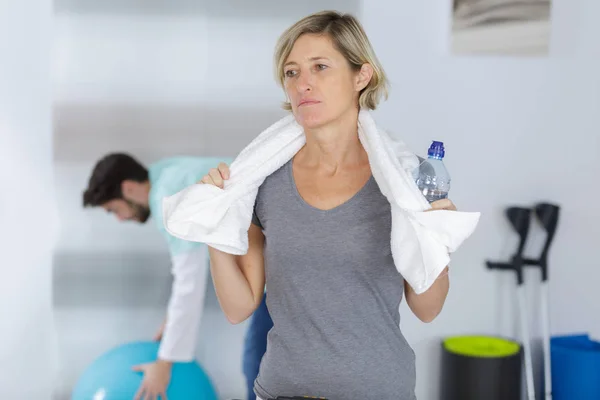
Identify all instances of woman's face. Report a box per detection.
[283,33,370,130]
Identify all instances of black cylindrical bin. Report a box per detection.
[440,335,522,400]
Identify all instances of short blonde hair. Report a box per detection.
[274,10,389,111]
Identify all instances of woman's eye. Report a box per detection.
[285,70,297,77]
[316,64,327,70]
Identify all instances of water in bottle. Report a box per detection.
[414,141,451,203]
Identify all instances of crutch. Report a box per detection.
[486,206,536,400]
[523,203,560,400]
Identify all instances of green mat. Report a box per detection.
[443,336,521,358]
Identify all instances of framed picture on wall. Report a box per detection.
[451,0,553,56]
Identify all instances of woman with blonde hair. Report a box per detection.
[201,10,457,399]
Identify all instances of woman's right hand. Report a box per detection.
[199,162,230,188]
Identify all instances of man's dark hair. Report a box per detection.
[83,153,149,207]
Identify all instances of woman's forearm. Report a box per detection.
[208,247,260,324]
[405,267,450,323]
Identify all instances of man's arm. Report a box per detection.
[158,245,210,361]
[132,160,216,399]
[132,242,210,399]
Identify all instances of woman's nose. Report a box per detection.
[295,70,313,92]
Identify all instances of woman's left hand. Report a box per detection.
[427,198,457,212]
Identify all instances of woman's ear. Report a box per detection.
[355,63,374,92]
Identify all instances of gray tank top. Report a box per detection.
[252,160,416,400]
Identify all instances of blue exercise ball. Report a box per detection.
[71,341,218,400]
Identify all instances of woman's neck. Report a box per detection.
[297,110,368,174]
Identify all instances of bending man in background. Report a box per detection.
[83,153,272,400]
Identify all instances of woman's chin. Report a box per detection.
[294,110,328,130]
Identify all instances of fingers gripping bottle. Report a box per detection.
[414,141,451,203]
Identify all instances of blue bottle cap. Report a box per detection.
[428,141,445,159]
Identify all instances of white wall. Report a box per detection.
[52,0,600,399]
[1,1,58,399]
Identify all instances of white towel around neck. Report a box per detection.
[162,109,481,294]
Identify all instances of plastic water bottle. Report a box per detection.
[414,141,451,203]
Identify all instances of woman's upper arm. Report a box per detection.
[236,222,266,306]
